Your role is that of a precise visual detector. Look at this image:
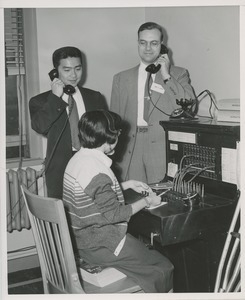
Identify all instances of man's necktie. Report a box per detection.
[68,95,81,151]
[143,73,153,122]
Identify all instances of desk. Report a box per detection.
[125,189,238,292]
[125,189,236,246]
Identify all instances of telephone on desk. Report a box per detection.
[48,68,75,95]
[170,98,198,119]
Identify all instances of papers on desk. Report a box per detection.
[145,202,167,210]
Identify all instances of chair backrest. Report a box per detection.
[21,185,85,294]
[214,194,241,292]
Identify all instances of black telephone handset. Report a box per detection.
[145,44,169,74]
[48,69,75,95]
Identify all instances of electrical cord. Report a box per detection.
[146,74,172,117]
[147,74,200,118]
[16,28,24,171]
[173,161,199,192]
[187,165,215,183]
[176,163,200,192]
[196,89,218,119]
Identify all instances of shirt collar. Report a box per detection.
[79,148,112,168]
[139,62,149,72]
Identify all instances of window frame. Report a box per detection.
[5,8,44,167]
[6,74,27,147]
[5,8,28,157]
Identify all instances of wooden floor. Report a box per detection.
[8,267,44,294]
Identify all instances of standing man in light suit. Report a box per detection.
[110,22,195,184]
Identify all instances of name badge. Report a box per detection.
[151,82,165,94]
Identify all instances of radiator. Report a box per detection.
[6,167,42,233]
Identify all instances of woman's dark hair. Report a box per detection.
[78,110,122,149]
[138,22,164,42]
[52,46,82,69]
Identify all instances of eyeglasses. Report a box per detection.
[138,40,161,49]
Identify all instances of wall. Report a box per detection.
[146,6,240,115]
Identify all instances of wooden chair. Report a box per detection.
[214,194,241,292]
[20,185,143,294]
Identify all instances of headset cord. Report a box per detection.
[40,101,74,178]
[146,74,172,117]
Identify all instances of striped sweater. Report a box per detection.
[63,148,133,252]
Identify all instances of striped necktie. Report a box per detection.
[143,73,153,122]
[68,95,81,150]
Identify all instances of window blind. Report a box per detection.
[4,8,25,76]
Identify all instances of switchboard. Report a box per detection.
[160,118,240,202]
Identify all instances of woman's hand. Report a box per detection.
[130,190,161,215]
[145,192,161,208]
[121,180,152,194]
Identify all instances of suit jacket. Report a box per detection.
[110,64,195,181]
[29,85,107,198]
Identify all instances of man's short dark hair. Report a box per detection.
[138,22,164,42]
[78,110,122,149]
[52,46,82,69]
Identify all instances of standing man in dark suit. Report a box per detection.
[110,22,195,184]
[29,46,107,199]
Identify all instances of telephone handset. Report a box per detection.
[145,44,169,74]
[48,69,75,95]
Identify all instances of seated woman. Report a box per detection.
[63,110,173,293]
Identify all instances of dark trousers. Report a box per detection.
[78,233,173,293]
